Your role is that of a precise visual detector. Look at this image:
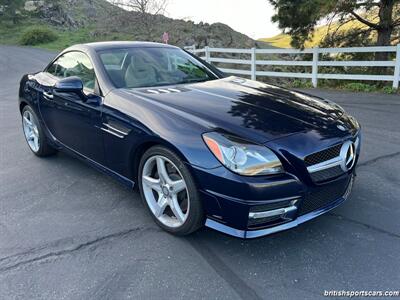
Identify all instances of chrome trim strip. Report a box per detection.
[168,88,181,92]
[43,91,53,100]
[158,89,171,93]
[147,89,160,94]
[100,127,124,139]
[307,156,342,173]
[249,205,297,219]
[104,123,128,136]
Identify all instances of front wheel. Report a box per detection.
[21,105,56,157]
[138,146,204,236]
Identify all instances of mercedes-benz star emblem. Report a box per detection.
[340,141,356,172]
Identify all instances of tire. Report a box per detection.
[21,105,57,157]
[138,145,204,236]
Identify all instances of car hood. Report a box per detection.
[122,77,345,144]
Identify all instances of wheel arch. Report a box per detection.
[19,100,29,114]
[129,137,192,184]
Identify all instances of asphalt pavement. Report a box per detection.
[0,45,399,299]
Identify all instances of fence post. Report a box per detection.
[251,47,256,81]
[312,47,319,88]
[205,46,210,63]
[393,44,400,90]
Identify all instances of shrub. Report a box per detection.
[381,86,398,94]
[20,27,58,46]
[342,83,377,93]
[288,79,313,89]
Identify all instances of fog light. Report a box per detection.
[248,199,299,227]
[249,205,297,219]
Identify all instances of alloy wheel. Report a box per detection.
[142,155,189,228]
[22,110,40,152]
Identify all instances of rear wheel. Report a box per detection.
[138,146,204,235]
[22,105,56,157]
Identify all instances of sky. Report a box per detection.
[165,0,281,39]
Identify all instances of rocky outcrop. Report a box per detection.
[20,0,269,49]
[24,1,44,12]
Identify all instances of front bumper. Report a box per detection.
[206,175,353,238]
[191,163,356,239]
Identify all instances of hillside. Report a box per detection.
[0,0,270,50]
[259,19,367,48]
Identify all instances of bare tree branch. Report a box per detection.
[113,0,168,15]
[110,0,169,40]
[327,17,355,41]
[350,10,380,29]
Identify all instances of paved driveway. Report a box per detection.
[0,46,399,299]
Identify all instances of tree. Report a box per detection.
[119,0,168,15]
[0,0,24,24]
[268,0,400,60]
[111,0,169,39]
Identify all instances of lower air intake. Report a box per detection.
[299,176,351,215]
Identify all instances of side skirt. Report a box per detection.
[37,114,136,190]
[57,142,135,190]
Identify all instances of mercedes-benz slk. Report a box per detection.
[18,42,361,238]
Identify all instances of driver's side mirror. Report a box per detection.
[54,76,83,93]
[54,76,101,105]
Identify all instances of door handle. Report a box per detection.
[43,91,54,100]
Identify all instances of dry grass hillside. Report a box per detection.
[259,9,399,48]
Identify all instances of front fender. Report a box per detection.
[106,90,222,171]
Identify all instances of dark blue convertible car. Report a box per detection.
[19,42,361,238]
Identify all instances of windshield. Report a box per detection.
[98,47,218,89]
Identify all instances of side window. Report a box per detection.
[46,52,96,91]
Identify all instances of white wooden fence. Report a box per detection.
[184,44,400,89]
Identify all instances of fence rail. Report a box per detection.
[184,44,400,89]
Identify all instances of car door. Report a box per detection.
[38,51,105,164]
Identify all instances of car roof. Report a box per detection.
[65,41,179,52]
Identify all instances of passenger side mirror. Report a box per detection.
[54,76,84,93]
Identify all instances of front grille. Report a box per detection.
[304,144,342,166]
[310,165,343,182]
[299,176,351,215]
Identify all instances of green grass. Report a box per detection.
[282,79,399,94]
[0,20,133,51]
[0,22,27,45]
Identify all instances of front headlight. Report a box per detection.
[202,132,283,176]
